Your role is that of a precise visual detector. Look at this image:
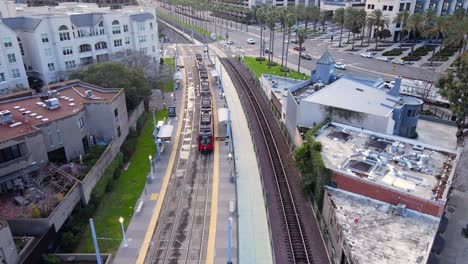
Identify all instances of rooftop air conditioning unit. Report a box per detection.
[85,90,94,99]
[44,98,60,110]
[0,110,13,125]
[396,203,406,216]
[47,89,58,98]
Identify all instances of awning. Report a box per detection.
[173,71,183,80]
[218,108,229,124]
[211,69,220,79]
[157,125,173,141]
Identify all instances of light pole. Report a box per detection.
[119,217,128,248]
[89,218,102,264]
[227,217,233,264]
[152,110,160,160]
[148,155,154,183]
[228,152,233,183]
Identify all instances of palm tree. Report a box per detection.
[393,10,410,50]
[279,8,290,67]
[297,28,307,73]
[358,9,367,47]
[256,5,267,59]
[424,16,449,65]
[284,11,296,70]
[445,16,468,54]
[333,8,345,47]
[367,9,389,50]
[406,13,425,54]
[423,8,435,47]
[266,6,277,63]
[345,8,361,50]
[309,6,321,32]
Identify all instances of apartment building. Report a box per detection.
[0,21,29,95]
[0,3,159,85]
[365,0,468,41]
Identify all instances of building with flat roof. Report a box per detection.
[322,187,439,264]
[0,79,128,192]
[0,3,159,85]
[317,122,458,217]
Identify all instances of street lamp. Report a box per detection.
[148,155,154,182]
[228,152,233,183]
[119,217,128,248]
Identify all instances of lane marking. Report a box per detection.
[150,193,159,201]
[136,49,188,264]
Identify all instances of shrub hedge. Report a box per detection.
[382,49,403,56]
[402,55,421,61]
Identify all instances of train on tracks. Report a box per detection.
[196,53,214,153]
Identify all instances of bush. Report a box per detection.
[430,56,450,62]
[280,67,291,72]
[255,57,266,61]
[401,56,421,61]
[267,61,278,67]
[420,109,433,116]
[382,49,403,56]
[43,255,61,264]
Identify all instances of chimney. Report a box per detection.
[22,112,28,122]
[387,76,401,97]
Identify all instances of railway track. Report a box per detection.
[145,47,212,264]
[221,58,313,264]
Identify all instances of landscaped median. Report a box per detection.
[243,57,310,80]
[57,110,168,255]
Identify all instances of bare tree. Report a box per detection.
[412,69,438,103]
[110,49,160,89]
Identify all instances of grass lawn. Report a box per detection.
[244,57,310,80]
[76,110,168,254]
[157,10,211,38]
[162,58,175,93]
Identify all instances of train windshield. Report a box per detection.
[201,136,211,145]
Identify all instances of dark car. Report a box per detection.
[264,48,272,54]
[300,53,312,60]
[293,46,305,51]
[290,39,299,44]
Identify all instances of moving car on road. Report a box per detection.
[247,38,255,44]
[360,52,375,58]
[264,48,272,54]
[294,46,306,51]
[300,53,312,60]
[226,40,234,45]
[334,62,346,70]
[392,59,406,65]
[376,56,391,62]
[290,39,299,44]
[383,81,395,88]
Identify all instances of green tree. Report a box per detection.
[367,9,389,50]
[279,8,290,67]
[345,7,361,50]
[425,16,449,65]
[405,13,425,54]
[266,6,278,63]
[297,28,307,73]
[333,8,346,47]
[256,5,268,59]
[309,6,321,32]
[71,62,151,112]
[358,9,367,47]
[445,16,468,54]
[438,58,468,134]
[284,11,296,70]
[393,10,410,50]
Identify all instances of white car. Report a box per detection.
[334,62,346,70]
[392,59,405,65]
[360,52,375,58]
[226,40,234,45]
[247,38,255,44]
[376,56,391,62]
[383,81,395,88]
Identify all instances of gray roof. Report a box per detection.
[2,17,42,31]
[130,13,154,22]
[317,51,335,65]
[303,76,401,117]
[70,13,103,27]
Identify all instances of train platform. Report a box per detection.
[210,45,274,263]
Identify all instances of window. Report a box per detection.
[79,44,92,53]
[3,37,12,48]
[137,23,145,31]
[59,32,70,41]
[383,5,387,10]
[117,126,121,137]
[0,73,5,82]
[59,25,68,31]
[151,34,155,41]
[388,6,393,11]
[7,54,16,63]
[150,22,153,30]
[41,33,49,43]
[405,3,411,10]
[62,47,73,56]
[48,63,55,71]
[78,117,84,129]
[0,144,23,164]
[112,20,121,34]
[65,60,76,70]
[140,47,148,54]
[399,3,404,11]
[139,35,147,43]
[95,41,107,50]
[125,37,130,45]
[48,128,54,146]
[44,48,53,57]
[11,69,20,78]
[19,43,25,56]
[152,45,156,52]
[123,25,128,32]
[57,129,62,144]
[114,108,119,118]
[114,39,122,47]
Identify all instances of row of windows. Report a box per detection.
[0,144,24,165]
[0,69,21,81]
[382,5,394,11]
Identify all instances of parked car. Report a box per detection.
[376,56,391,62]
[392,59,406,65]
[301,53,312,60]
[264,48,272,54]
[290,39,299,44]
[294,46,306,51]
[360,52,375,58]
[334,62,346,70]
[226,40,234,45]
[247,38,255,44]
[383,81,395,88]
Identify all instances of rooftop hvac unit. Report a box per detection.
[396,203,406,216]
[47,89,58,98]
[44,98,60,110]
[85,90,94,99]
[0,110,13,125]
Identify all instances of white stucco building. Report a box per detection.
[0,21,29,94]
[0,3,159,85]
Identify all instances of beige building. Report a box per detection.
[0,80,128,193]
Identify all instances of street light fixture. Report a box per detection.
[228,152,233,183]
[148,155,154,182]
[119,217,128,248]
